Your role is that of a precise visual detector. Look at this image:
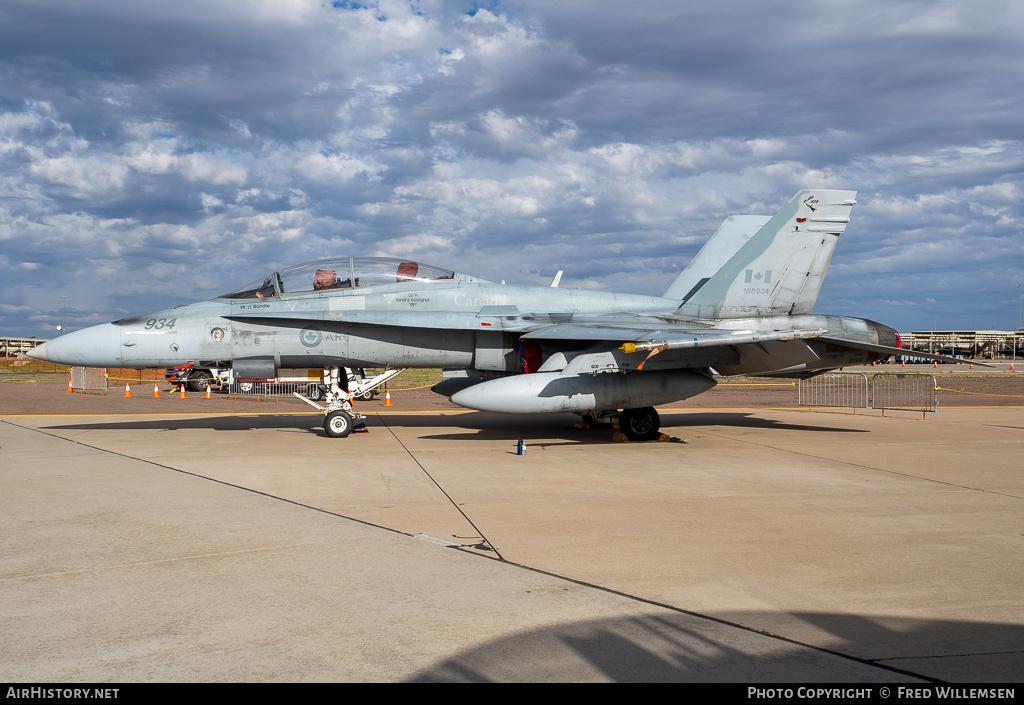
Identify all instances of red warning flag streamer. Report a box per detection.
[637,344,668,371]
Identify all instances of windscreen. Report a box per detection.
[277,257,454,294]
[219,257,455,299]
[220,274,278,299]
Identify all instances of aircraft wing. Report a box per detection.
[517,322,831,374]
[228,306,965,370]
[522,323,828,350]
[228,307,969,366]
[227,308,823,348]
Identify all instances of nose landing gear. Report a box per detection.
[324,409,354,438]
[293,367,366,437]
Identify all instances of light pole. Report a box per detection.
[1016,283,1021,363]
[59,295,68,336]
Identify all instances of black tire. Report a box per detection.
[308,384,324,401]
[237,381,254,394]
[357,389,375,401]
[189,370,214,392]
[619,407,661,441]
[324,410,353,438]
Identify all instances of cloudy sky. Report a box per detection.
[2,0,1023,337]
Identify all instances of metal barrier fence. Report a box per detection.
[230,381,321,397]
[797,372,869,411]
[797,372,938,417]
[70,366,108,393]
[228,380,380,401]
[872,373,937,414]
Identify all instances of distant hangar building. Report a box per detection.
[899,329,1022,360]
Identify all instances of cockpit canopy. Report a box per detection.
[220,257,456,299]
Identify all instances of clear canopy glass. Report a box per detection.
[220,257,455,299]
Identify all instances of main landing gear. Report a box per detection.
[618,407,661,442]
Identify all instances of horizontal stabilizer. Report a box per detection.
[817,337,994,367]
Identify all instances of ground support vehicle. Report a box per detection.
[166,363,222,392]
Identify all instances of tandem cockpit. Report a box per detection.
[219,256,460,300]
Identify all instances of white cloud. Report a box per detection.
[2,1,1024,334]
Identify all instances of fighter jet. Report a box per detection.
[29,189,962,439]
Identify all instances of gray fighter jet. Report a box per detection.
[29,189,960,439]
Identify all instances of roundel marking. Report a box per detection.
[300,326,323,348]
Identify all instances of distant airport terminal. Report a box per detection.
[897,329,1023,360]
[1,336,46,356]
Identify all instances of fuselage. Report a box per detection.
[31,274,896,379]
[31,277,674,369]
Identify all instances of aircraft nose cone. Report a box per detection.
[27,342,49,361]
[31,324,123,367]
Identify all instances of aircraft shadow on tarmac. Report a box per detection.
[414,411,869,444]
[407,611,1023,683]
[42,410,868,442]
[662,411,870,432]
[42,414,323,434]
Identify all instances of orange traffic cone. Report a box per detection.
[153,385,161,398]
[901,361,906,368]
[970,364,974,370]
[384,390,392,407]
[1011,363,1016,371]
[124,383,131,398]
[179,385,186,399]
[204,386,212,399]
[67,378,73,393]
[933,361,938,368]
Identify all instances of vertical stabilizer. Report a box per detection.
[675,189,856,318]
[664,215,771,302]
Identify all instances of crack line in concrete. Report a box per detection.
[374,413,503,559]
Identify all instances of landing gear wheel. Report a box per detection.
[324,410,353,438]
[619,407,661,441]
[189,371,213,392]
